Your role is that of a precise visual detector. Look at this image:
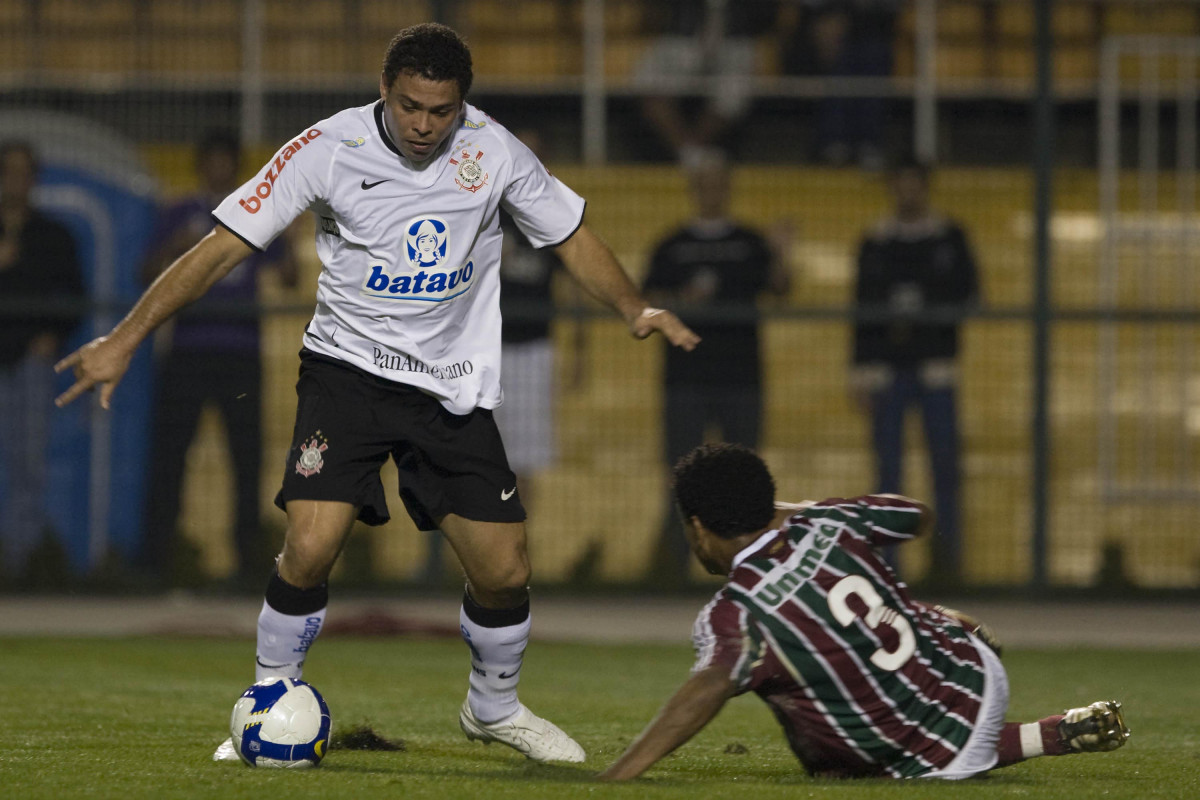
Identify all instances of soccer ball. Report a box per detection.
[229,677,332,768]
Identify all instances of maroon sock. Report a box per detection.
[996,723,1025,767]
[995,716,1067,768]
[1040,715,1068,756]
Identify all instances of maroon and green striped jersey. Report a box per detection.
[692,495,987,779]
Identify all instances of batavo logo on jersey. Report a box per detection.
[406,217,448,267]
[238,128,323,214]
[361,216,476,302]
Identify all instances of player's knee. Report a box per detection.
[492,559,531,593]
[277,540,335,588]
[470,556,530,601]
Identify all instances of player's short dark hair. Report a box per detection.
[382,23,473,99]
[672,443,776,539]
[0,139,38,174]
[196,129,240,164]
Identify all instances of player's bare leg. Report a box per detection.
[215,500,357,762]
[440,514,585,763]
[996,701,1130,767]
[256,499,357,679]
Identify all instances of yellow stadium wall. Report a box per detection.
[138,146,1200,589]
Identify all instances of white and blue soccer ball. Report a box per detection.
[229,677,331,768]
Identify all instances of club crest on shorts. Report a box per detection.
[450,149,488,193]
[295,432,328,478]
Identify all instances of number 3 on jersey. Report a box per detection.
[827,575,916,671]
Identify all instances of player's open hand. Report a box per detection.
[630,307,700,351]
[54,336,134,410]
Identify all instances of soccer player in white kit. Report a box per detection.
[55,23,699,764]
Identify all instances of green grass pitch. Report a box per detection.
[1,637,1196,799]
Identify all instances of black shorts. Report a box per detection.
[274,349,525,530]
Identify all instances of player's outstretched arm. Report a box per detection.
[866,493,935,541]
[598,665,736,782]
[554,223,700,351]
[55,225,253,409]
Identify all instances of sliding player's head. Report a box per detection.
[379,23,473,163]
[672,443,776,574]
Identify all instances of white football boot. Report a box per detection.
[459,700,585,763]
[1058,700,1131,753]
[212,737,240,762]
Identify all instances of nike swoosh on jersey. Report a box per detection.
[360,178,391,190]
[497,666,521,679]
[501,487,516,501]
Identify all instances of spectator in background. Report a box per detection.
[633,0,776,163]
[0,140,85,581]
[851,158,979,587]
[141,130,298,588]
[781,1,900,169]
[420,129,585,584]
[642,149,791,584]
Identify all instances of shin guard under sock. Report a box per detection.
[459,590,531,724]
[255,571,328,680]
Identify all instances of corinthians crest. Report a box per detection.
[450,149,488,193]
[295,432,328,478]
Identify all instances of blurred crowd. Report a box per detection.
[5,0,1193,592]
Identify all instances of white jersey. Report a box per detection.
[213,101,586,414]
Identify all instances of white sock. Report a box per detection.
[1019,723,1046,759]
[460,595,531,724]
[256,601,326,681]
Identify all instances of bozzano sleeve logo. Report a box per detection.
[238,128,323,214]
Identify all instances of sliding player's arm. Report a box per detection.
[913,602,1004,657]
[868,494,935,540]
[598,665,737,782]
[554,223,700,351]
[829,493,934,547]
[55,225,252,408]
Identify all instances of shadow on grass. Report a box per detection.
[320,760,595,783]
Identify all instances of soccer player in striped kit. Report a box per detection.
[601,443,1129,781]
